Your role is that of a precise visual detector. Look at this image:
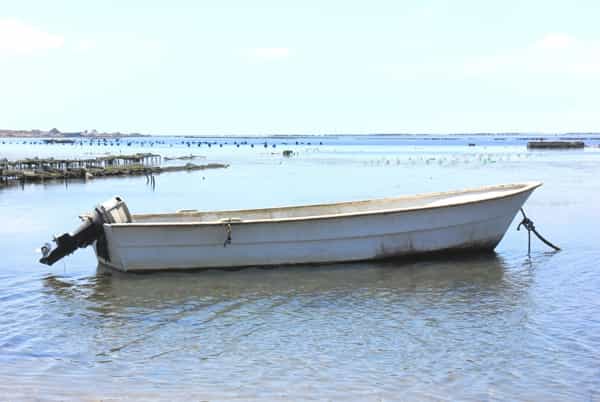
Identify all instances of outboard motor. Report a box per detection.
[39,197,131,266]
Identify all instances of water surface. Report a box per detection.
[1,135,599,400]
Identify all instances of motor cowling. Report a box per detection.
[39,209,105,266]
[39,196,131,266]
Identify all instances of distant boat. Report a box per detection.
[527,141,584,149]
[40,182,541,272]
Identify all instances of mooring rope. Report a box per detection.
[517,208,561,255]
[223,223,232,247]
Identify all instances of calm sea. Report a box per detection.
[1,135,599,400]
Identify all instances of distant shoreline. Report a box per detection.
[0,129,146,139]
[1,129,600,139]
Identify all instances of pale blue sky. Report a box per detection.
[1,0,599,135]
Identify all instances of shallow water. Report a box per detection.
[1,135,599,400]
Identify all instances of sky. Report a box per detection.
[1,0,599,135]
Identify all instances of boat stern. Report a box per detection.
[39,196,131,268]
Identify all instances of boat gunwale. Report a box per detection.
[112,181,542,228]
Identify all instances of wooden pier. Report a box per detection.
[0,153,227,188]
[0,153,161,171]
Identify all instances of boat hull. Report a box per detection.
[95,185,536,272]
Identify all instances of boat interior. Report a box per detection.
[120,182,540,225]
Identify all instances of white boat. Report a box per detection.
[40,182,541,272]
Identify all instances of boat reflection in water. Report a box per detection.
[36,252,542,400]
[42,253,531,313]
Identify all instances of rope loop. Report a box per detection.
[517,216,535,233]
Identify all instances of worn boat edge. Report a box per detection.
[117,181,542,227]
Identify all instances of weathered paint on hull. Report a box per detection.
[95,186,535,272]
